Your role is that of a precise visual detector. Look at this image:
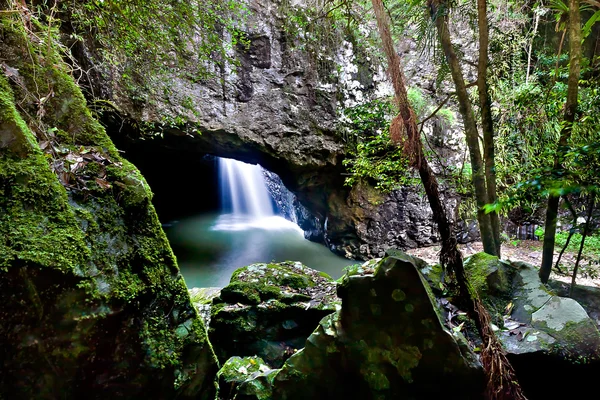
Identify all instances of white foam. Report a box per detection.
[212,214,303,235]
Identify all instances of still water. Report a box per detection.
[165,213,356,288]
[166,157,356,288]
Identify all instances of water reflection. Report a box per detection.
[165,213,356,288]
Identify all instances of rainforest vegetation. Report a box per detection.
[1,0,600,399]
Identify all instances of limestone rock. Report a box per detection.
[209,262,339,367]
[270,253,484,400]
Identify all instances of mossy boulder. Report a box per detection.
[270,252,484,400]
[494,261,600,362]
[209,262,339,368]
[458,255,600,398]
[464,252,512,297]
[216,356,277,400]
[0,14,217,399]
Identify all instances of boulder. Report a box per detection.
[209,262,340,367]
[490,260,600,361]
[270,252,484,400]
[0,21,217,399]
[216,356,277,400]
[461,255,600,398]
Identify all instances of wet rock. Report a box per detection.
[189,287,222,327]
[209,262,339,367]
[216,356,277,400]
[0,30,217,399]
[270,252,484,400]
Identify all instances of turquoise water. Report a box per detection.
[164,213,356,288]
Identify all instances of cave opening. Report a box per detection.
[107,122,355,288]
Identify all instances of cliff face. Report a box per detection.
[68,0,461,259]
[0,11,217,398]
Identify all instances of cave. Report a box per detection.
[105,117,355,288]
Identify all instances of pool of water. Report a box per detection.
[164,213,357,288]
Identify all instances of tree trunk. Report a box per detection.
[371,1,525,398]
[429,0,497,256]
[570,196,595,297]
[539,0,582,283]
[477,0,501,258]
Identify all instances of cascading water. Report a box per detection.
[219,158,275,218]
[213,157,302,232]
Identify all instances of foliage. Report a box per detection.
[485,0,600,215]
[341,99,418,191]
[65,0,248,79]
[407,87,428,119]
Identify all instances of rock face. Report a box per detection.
[262,168,324,242]
[327,182,460,258]
[270,253,484,400]
[69,0,467,259]
[0,16,217,399]
[209,262,340,368]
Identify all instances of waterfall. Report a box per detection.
[218,157,275,218]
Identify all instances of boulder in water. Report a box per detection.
[209,262,339,367]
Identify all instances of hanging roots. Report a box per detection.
[440,238,527,400]
[390,115,405,146]
[476,299,528,400]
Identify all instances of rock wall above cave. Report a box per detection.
[67,0,477,259]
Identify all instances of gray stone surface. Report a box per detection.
[270,253,484,400]
[73,0,477,260]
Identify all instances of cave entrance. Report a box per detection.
[113,135,355,288]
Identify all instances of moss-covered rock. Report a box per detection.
[270,252,484,400]
[0,12,217,399]
[464,252,512,296]
[216,356,277,400]
[210,262,340,368]
[454,255,600,398]
[189,287,221,326]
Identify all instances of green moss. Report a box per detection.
[224,262,320,304]
[218,356,267,382]
[336,263,365,283]
[0,14,218,398]
[463,253,512,326]
[0,75,90,272]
